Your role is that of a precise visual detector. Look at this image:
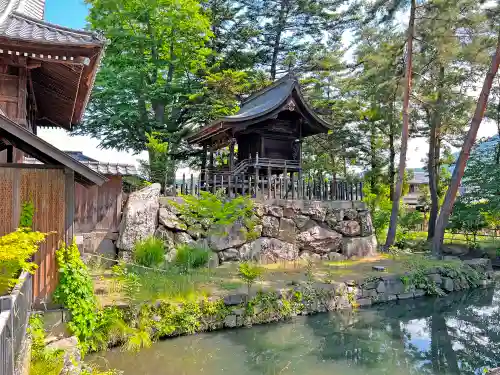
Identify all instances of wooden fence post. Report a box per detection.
[291,172,296,200]
[284,164,288,199]
[267,166,272,200]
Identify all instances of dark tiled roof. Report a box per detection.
[25,153,139,177]
[81,161,138,177]
[0,12,104,45]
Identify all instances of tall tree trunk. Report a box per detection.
[432,33,500,256]
[370,120,377,190]
[384,0,416,248]
[270,0,286,80]
[389,100,396,201]
[428,65,445,240]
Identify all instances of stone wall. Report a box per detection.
[124,258,494,338]
[115,185,378,264]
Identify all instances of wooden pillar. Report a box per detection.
[267,165,272,200]
[229,138,236,172]
[260,137,265,158]
[209,148,214,191]
[64,168,75,244]
[201,144,207,186]
[6,145,13,163]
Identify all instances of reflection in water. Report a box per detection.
[90,286,500,375]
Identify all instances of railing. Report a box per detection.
[0,273,32,375]
[173,173,363,201]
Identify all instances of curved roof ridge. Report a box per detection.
[241,74,297,105]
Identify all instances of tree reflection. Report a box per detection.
[225,286,497,375]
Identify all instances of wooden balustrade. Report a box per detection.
[173,172,363,201]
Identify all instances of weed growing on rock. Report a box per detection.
[175,244,210,271]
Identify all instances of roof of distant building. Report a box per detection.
[408,169,428,184]
[25,150,138,177]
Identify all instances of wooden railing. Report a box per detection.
[173,173,363,201]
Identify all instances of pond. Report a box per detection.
[90,285,500,375]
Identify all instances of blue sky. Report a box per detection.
[45,0,88,29]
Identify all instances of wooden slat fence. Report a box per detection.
[174,172,363,201]
[0,166,65,303]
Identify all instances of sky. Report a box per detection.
[40,0,498,171]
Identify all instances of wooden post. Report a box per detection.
[284,163,288,199]
[319,174,323,201]
[229,138,236,172]
[298,171,303,199]
[355,182,358,200]
[267,165,272,200]
[196,176,201,196]
[291,172,295,200]
[255,167,259,198]
[6,145,13,163]
[274,174,278,199]
[247,174,252,196]
[308,175,312,200]
[221,174,225,196]
[241,173,246,195]
[302,179,306,201]
[212,174,217,193]
[182,174,186,194]
[350,183,354,201]
[64,168,75,244]
[201,144,207,185]
[209,148,214,190]
[360,182,364,200]
[190,174,194,196]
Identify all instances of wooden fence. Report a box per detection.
[0,166,66,304]
[74,175,123,234]
[174,172,363,201]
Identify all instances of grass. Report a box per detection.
[93,255,420,307]
[410,231,500,248]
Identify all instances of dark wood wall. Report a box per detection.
[74,175,123,234]
[0,165,67,303]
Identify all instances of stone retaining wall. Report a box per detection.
[125,258,495,338]
[116,184,378,264]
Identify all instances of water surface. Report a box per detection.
[91,285,500,375]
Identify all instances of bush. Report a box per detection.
[0,229,47,294]
[174,244,210,271]
[133,236,165,268]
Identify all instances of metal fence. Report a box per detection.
[0,273,32,375]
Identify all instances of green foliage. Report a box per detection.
[19,202,34,229]
[172,191,254,236]
[395,207,424,249]
[54,241,102,354]
[238,262,263,295]
[28,314,65,375]
[363,183,392,241]
[133,236,165,268]
[449,201,489,249]
[0,229,47,294]
[174,244,210,271]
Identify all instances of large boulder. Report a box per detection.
[262,215,279,237]
[296,225,342,254]
[117,184,161,251]
[335,220,361,237]
[208,222,248,251]
[240,238,299,262]
[442,244,469,256]
[266,205,284,218]
[342,235,377,258]
[174,232,195,246]
[343,208,358,220]
[293,215,310,229]
[301,203,327,221]
[154,226,175,250]
[219,248,241,262]
[158,207,187,231]
[278,217,297,243]
[358,210,374,236]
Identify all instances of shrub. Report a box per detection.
[238,262,263,295]
[0,229,47,294]
[174,244,210,271]
[133,236,165,268]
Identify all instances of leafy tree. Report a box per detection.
[78,0,213,183]
[241,0,348,79]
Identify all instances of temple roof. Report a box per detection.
[0,12,104,45]
[0,1,105,130]
[187,75,331,145]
